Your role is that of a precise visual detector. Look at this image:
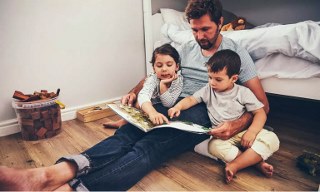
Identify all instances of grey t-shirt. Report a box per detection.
[193,84,264,127]
[175,36,257,97]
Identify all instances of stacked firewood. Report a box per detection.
[13,89,62,141]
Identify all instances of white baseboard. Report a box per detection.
[0,97,120,137]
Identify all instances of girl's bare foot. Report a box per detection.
[0,166,60,191]
[256,161,273,177]
[224,163,238,183]
[103,119,127,128]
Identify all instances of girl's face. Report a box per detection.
[208,67,238,92]
[153,54,179,80]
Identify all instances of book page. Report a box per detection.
[108,104,211,134]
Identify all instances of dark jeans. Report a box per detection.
[77,101,211,191]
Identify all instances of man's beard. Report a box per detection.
[198,39,214,50]
[196,29,219,50]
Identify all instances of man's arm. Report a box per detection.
[210,77,269,140]
[121,77,145,106]
[243,77,269,114]
[210,112,253,140]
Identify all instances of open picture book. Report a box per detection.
[107,104,211,134]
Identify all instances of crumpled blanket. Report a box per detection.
[160,21,320,64]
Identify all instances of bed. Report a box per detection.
[143,0,320,101]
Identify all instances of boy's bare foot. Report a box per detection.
[256,161,273,177]
[224,163,238,183]
[103,119,127,129]
[0,166,61,191]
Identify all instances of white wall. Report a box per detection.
[0,0,146,136]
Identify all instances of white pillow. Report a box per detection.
[152,13,164,45]
[160,8,191,30]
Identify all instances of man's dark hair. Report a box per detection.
[185,0,222,25]
[150,44,180,66]
[206,49,241,78]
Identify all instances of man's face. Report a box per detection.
[190,14,220,50]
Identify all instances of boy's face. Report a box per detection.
[190,14,222,50]
[208,67,238,92]
[153,54,179,80]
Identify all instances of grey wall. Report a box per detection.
[151,0,320,25]
[0,0,145,123]
[222,0,320,25]
[151,0,188,14]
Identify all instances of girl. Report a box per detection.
[104,43,183,127]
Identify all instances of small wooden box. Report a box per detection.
[77,104,116,123]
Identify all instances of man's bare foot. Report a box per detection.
[0,166,61,191]
[103,119,127,128]
[256,161,273,177]
[224,163,238,183]
[54,183,73,192]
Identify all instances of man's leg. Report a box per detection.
[73,103,211,191]
[0,123,145,191]
[77,128,209,191]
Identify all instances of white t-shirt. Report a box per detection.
[193,83,264,127]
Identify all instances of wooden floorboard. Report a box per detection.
[0,95,319,191]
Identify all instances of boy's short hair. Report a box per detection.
[206,49,241,77]
[150,44,180,67]
[185,0,222,25]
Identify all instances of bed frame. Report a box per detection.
[143,0,320,101]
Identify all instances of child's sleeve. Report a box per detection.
[241,87,264,112]
[192,84,209,104]
[137,74,158,108]
[159,74,183,107]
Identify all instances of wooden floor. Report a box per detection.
[0,95,319,191]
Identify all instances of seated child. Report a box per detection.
[168,49,280,183]
[104,43,183,127]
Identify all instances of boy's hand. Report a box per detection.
[168,107,180,119]
[148,112,169,125]
[241,130,257,148]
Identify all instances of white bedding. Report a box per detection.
[256,53,320,79]
[154,9,320,80]
[160,21,320,63]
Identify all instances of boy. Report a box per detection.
[169,49,279,183]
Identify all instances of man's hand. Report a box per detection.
[148,112,169,125]
[121,93,137,106]
[209,112,253,140]
[168,107,181,119]
[241,130,257,148]
[209,121,234,140]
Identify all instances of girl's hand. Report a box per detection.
[148,112,169,125]
[168,107,180,119]
[160,73,178,94]
[241,130,257,148]
[161,73,178,85]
